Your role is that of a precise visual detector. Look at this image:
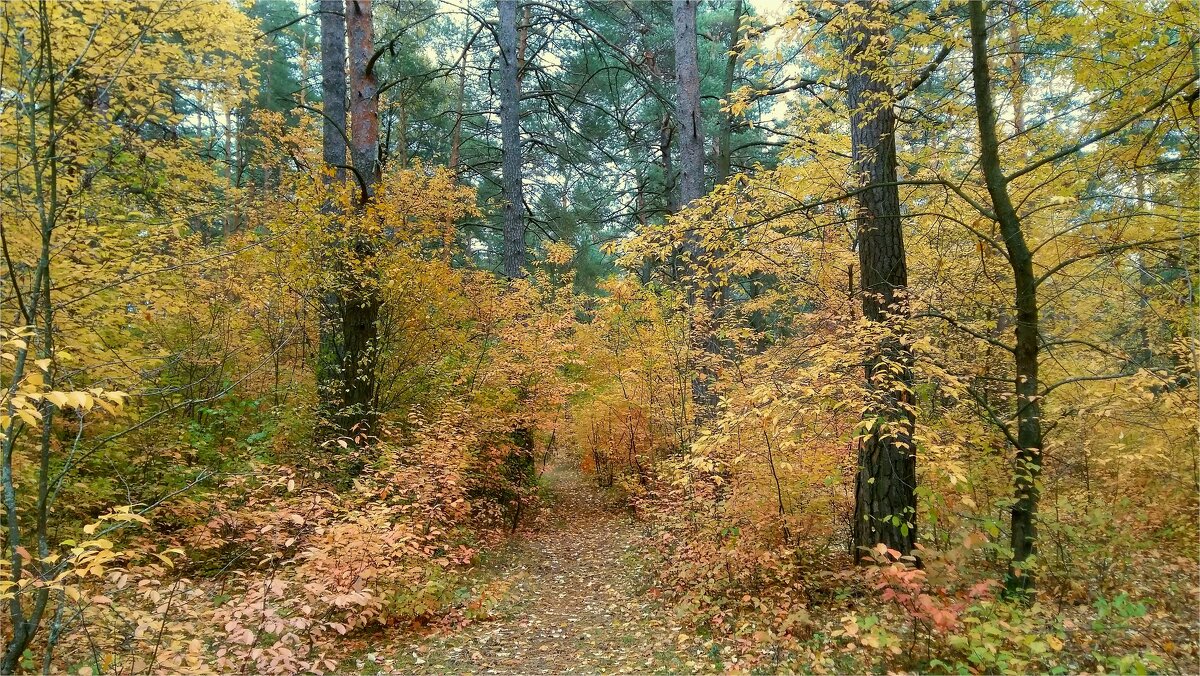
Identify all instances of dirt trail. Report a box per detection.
[381,464,687,674]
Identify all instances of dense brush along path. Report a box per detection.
[372,463,708,674]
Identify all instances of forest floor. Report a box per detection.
[355,463,713,674]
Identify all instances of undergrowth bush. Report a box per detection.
[23,414,525,674]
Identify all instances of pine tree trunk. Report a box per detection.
[317,0,348,438]
[498,0,525,279]
[672,0,704,208]
[347,0,380,197]
[496,1,534,514]
[320,0,347,180]
[672,0,720,428]
[847,0,918,560]
[342,0,381,436]
[969,0,1043,594]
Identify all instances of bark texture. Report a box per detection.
[498,0,525,278]
[340,0,381,435]
[847,0,918,559]
[969,0,1043,594]
[317,0,347,436]
[672,0,718,426]
[347,0,380,197]
[672,0,704,207]
[320,0,348,177]
[496,1,535,512]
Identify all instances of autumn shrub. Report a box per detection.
[574,262,1198,673]
[823,543,1178,675]
[2,220,578,672]
[619,376,1197,673]
[14,406,516,674]
[2,147,585,671]
[193,404,555,672]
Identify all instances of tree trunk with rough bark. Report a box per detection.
[320,0,347,182]
[341,0,381,436]
[672,0,704,208]
[672,0,720,429]
[847,0,918,560]
[496,1,534,513]
[317,0,347,437]
[498,0,525,279]
[347,0,380,197]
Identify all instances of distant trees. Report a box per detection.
[241,0,314,189]
[307,0,784,445]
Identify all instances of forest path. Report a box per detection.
[376,463,699,674]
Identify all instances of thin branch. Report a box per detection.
[1006,74,1199,183]
[257,11,315,39]
[1041,370,1139,397]
[896,44,952,101]
[916,310,1015,354]
[1034,235,1199,287]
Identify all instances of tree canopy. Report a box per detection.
[1,0,1197,673]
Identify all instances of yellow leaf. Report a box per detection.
[68,391,95,410]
